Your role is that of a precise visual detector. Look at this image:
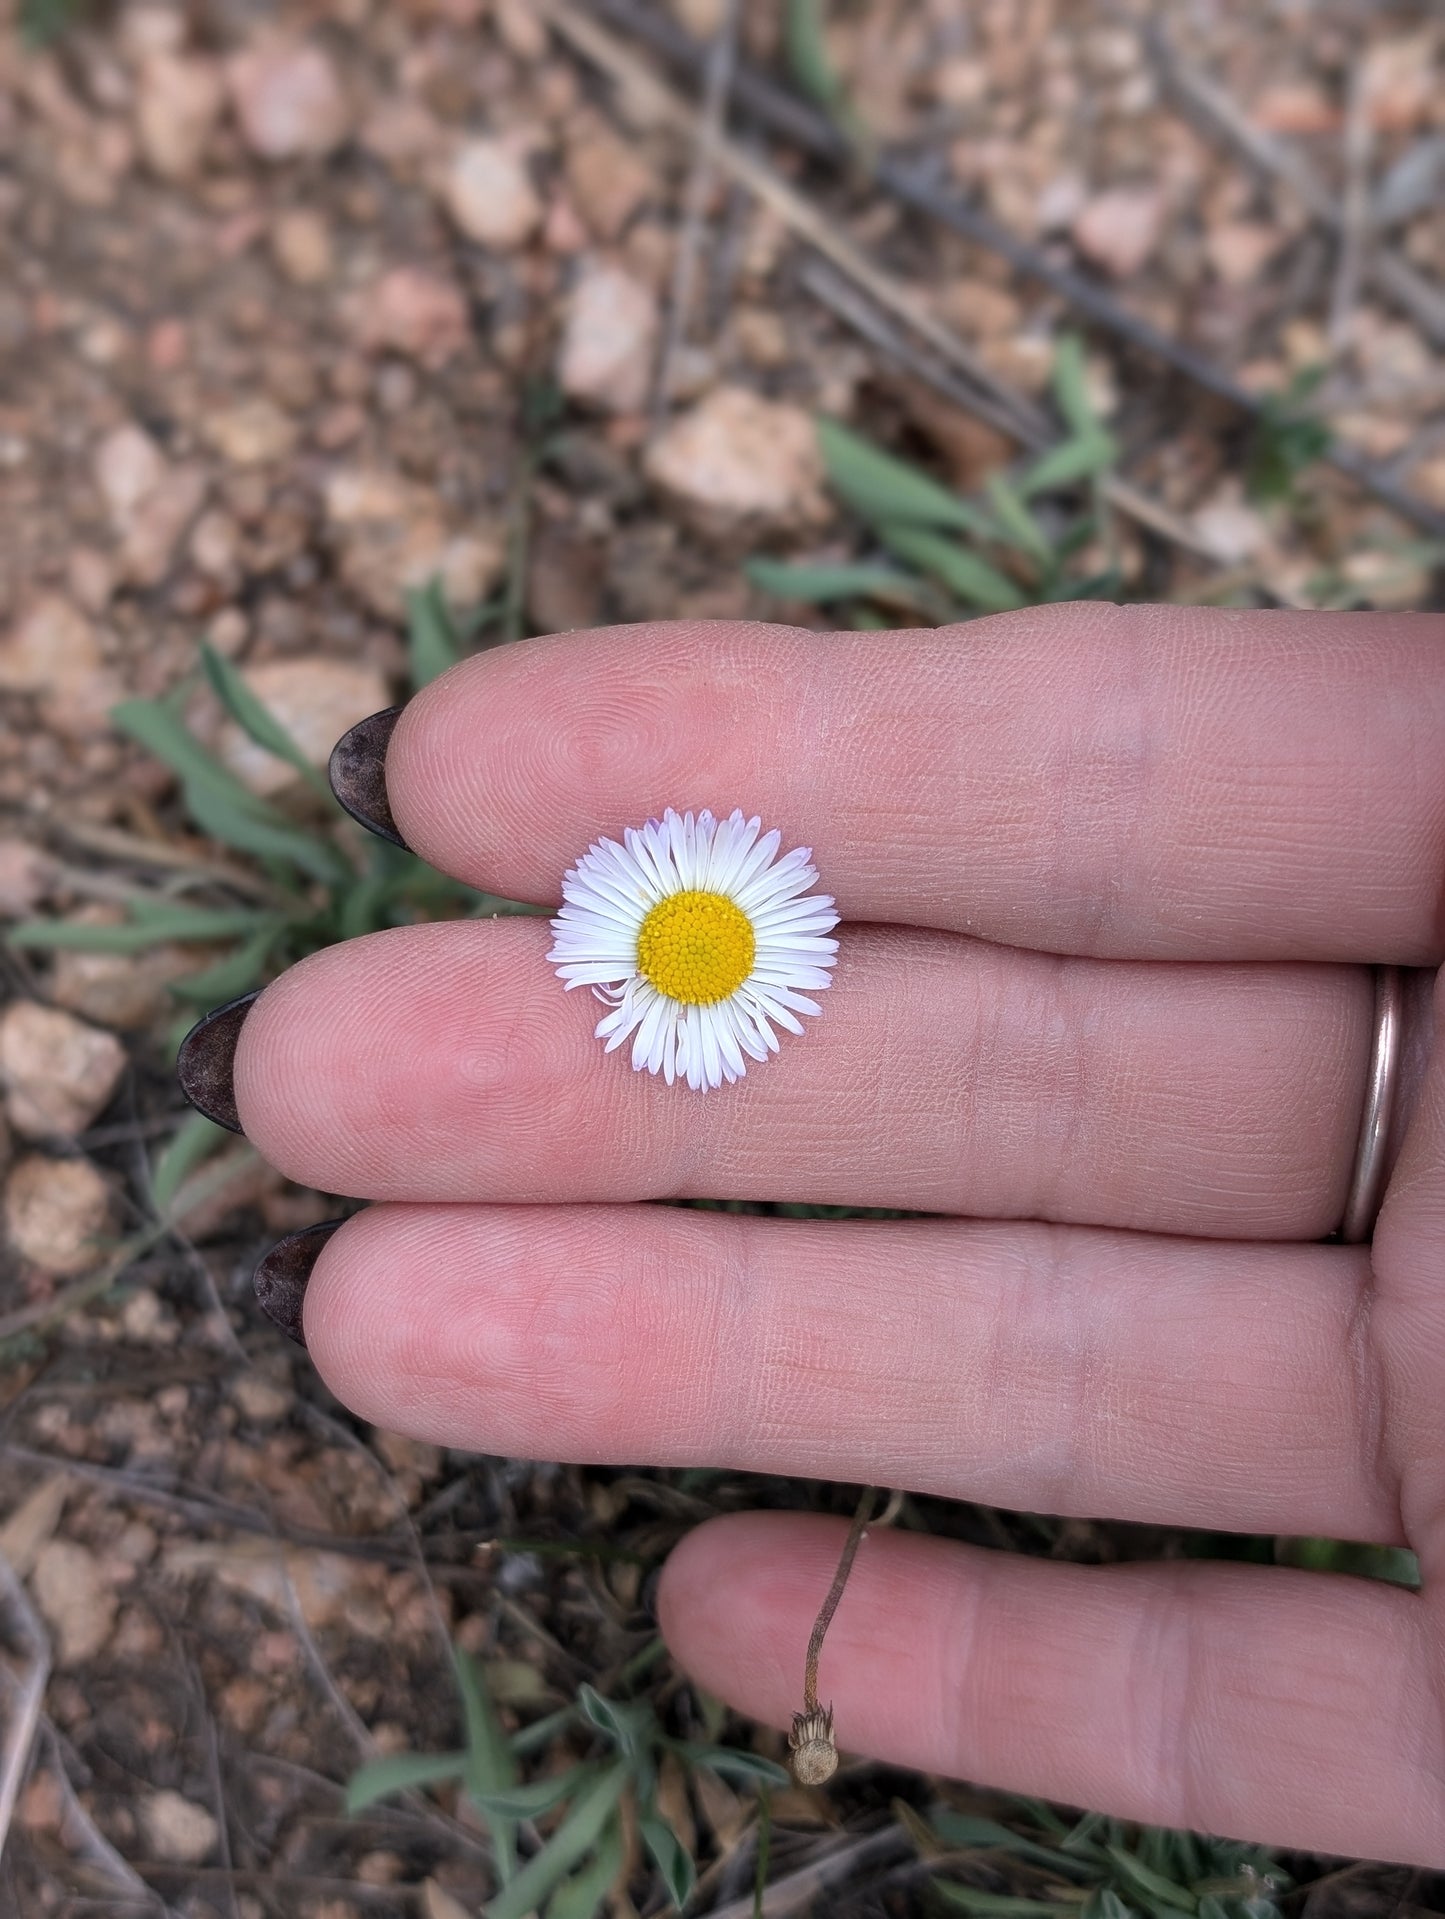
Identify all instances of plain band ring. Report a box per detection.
[1340,965,1405,1243]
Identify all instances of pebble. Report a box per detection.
[1207,221,1281,288]
[360,266,469,369]
[32,1537,117,1662]
[564,125,652,241]
[444,137,542,250]
[227,38,350,161]
[48,913,197,1030]
[0,596,122,740]
[135,53,224,180]
[215,657,391,797]
[1072,185,1167,278]
[325,465,505,619]
[644,386,829,530]
[0,1001,128,1141]
[140,1791,219,1865]
[93,423,206,585]
[204,398,298,467]
[271,206,333,284]
[0,840,56,917]
[5,1154,113,1277]
[558,260,659,412]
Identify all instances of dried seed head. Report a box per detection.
[789,1705,838,1785]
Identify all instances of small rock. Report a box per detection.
[0,839,56,917]
[1206,221,1282,288]
[215,657,391,797]
[135,53,224,180]
[227,38,350,160]
[0,596,121,740]
[140,1790,219,1865]
[48,909,198,1030]
[0,1002,127,1141]
[444,137,542,249]
[325,465,505,618]
[645,386,829,531]
[1193,484,1270,565]
[1252,81,1339,137]
[232,1373,291,1421]
[93,423,206,586]
[558,260,658,412]
[1072,185,1166,278]
[32,1538,117,1662]
[564,125,652,240]
[360,266,469,369]
[271,206,333,284]
[203,398,298,467]
[491,0,549,59]
[5,1156,112,1276]
[93,420,163,516]
[67,546,117,613]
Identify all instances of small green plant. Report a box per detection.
[347,1647,787,1918]
[908,1797,1290,1919]
[783,0,873,163]
[8,582,533,1058]
[19,0,87,46]
[1246,367,1331,506]
[749,338,1121,625]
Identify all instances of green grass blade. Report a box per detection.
[407,579,462,688]
[469,1772,592,1821]
[640,1811,695,1908]
[112,698,277,816]
[817,418,995,535]
[454,1649,519,1884]
[928,1812,1093,1877]
[985,475,1055,568]
[931,1888,1071,1916]
[1104,1846,1197,1914]
[149,1111,231,1217]
[166,925,282,1004]
[669,1743,790,1787]
[1019,433,1119,498]
[10,907,281,953]
[345,1750,468,1814]
[184,780,352,888]
[485,1762,629,1919]
[199,642,331,797]
[545,1817,624,1919]
[1051,335,1099,440]
[880,526,1025,611]
[746,558,936,608]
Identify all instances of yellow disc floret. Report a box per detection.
[636,889,756,1005]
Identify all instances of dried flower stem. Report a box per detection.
[789,1484,876,1784]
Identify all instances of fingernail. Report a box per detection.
[176,990,261,1133]
[329,705,407,847]
[253,1219,346,1346]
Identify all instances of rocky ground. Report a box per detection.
[0,0,1442,1914]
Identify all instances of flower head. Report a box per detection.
[548,808,839,1092]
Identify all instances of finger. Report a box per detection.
[385,606,1445,962]
[657,1514,1441,1866]
[234,919,1371,1238]
[298,1202,1397,1542]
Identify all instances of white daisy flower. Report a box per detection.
[547,808,840,1092]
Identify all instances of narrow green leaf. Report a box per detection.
[511,1706,578,1759]
[485,1763,629,1919]
[985,475,1055,567]
[753,1784,770,1919]
[406,579,462,689]
[670,1743,791,1787]
[470,1771,593,1822]
[150,1111,230,1217]
[1051,335,1099,439]
[1104,1846,1197,1914]
[880,526,1026,612]
[455,1648,518,1884]
[200,642,330,796]
[184,779,352,887]
[345,1750,468,1814]
[546,1818,624,1919]
[928,1812,1091,1877]
[577,1686,650,1755]
[167,925,282,1004]
[746,558,934,607]
[931,1887,1070,1916]
[640,1811,695,1909]
[817,418,994,535]
[1019,432,1118,498]
[9,908,280,953]
[111,698,273,816]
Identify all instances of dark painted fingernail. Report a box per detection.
[253,1219,345,1346]
[176,990,261,1133]
[329,705,407,847]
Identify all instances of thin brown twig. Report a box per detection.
[802,1485,873,1720]
[1328,62,1373,354]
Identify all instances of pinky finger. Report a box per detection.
[658,1512,1442,1867]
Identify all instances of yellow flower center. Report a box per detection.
[637,889,756,1005]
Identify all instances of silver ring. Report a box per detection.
[1339,964,1405,1243]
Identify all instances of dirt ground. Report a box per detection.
[0,0,1443,1914]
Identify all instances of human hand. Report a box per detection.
[179,605,1445,1866]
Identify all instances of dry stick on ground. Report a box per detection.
[1144,20,1445,354]
[1329,63,1374,355]
[581,0,1445,543]
[541,0,1225,569]
[651,0,741,423]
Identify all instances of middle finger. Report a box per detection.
[235,918,1369,1238]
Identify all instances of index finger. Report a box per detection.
[384,604,1445,963]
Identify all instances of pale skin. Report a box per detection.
[233,604,1445,1867]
